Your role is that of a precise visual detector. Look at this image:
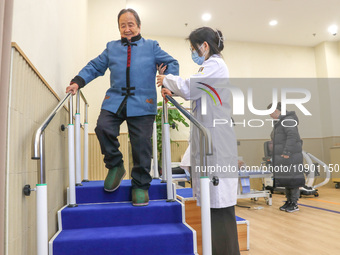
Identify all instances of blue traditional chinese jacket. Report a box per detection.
[72,34,179,116]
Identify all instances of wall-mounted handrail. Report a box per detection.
[165,95,214,255]
[30,89,89,255]
[32,92,72,159]
[31,92,72,183]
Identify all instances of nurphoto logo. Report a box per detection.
[193,78,313,128]
[201,87,311,116]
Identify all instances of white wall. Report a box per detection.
[11,0,88,97]
[226,41,317,78]
[314,42,340,137]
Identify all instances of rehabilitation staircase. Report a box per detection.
[49,179,197,255]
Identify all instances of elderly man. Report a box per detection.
[66,8,179,206]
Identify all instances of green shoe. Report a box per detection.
[104,164,126,192]
[132,189,149,206]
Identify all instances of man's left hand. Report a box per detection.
[156,75,166,87]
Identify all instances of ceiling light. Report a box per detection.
[202,13,211,21]
[269,20,278,26]
[328,25,338,36]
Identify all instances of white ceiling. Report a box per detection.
[126,0,340,47]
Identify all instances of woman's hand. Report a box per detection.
[161,88,172,102]
[157,63,167,75]
[66,83,79,95]
[156,75,166,87]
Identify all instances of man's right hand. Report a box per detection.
[66,83,79,95]
[157,63,167,75]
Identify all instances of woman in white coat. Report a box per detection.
[157,27,240,255]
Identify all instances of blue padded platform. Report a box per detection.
[235,216,246,222]
[177,188,193,198]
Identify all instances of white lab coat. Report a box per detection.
[163,55,238,208]
[179,143,191,172]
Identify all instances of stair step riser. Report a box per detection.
[75,180,167,204]
[54,237,194,255]
[53,224,194,255]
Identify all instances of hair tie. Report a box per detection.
[216,30,224,47]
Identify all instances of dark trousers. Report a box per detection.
[285,187,300,203]
[95,108,154,190]
[211,206,240,255]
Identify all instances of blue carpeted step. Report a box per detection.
[60,200,183,230]
[52,180,196,254]
[76,179,167,204]
[52,223,194,255]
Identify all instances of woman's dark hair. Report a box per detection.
[188,27,224,57]
[267,102,281,111]
[118,8,141,28]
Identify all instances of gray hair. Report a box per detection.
[118,8,141,28]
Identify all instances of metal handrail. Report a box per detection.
[157,106,191,110]
[32,92,72,159]
[165,95,213,157]
[80,90,89,106]
[31,92,72,183]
